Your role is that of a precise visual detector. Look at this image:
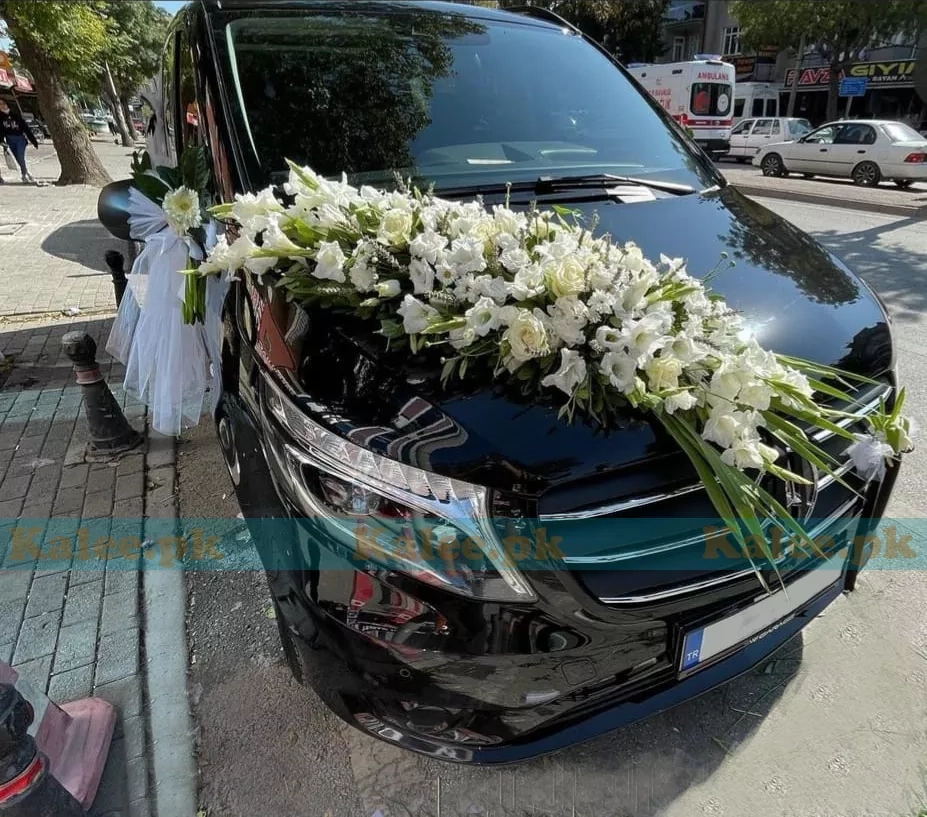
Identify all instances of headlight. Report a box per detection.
[261,374,536,603]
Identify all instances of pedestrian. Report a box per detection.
[0,98,39,184]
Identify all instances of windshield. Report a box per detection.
[788,119,811,137]
[881,122,925,142]
[220,10,716,192]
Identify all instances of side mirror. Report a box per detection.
[97,179,135,241]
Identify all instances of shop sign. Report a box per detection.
[785,59,916,89]
[0,68,11,89]
[13,73,32,92]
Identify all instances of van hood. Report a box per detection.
[282,186,892,496]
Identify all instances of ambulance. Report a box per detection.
[627,57,735,158]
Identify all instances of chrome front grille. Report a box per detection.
[542,379,892,605]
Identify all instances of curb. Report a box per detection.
[731,183,927,219]
[141,431,198,817]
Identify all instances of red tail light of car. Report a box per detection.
[903,153,927,163]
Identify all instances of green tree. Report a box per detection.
[101,1,172,147]
[732,0,927,122]
[499,0,669,62]
[0,0,111,185]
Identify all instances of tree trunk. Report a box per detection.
[102,62,134,147]
[826,58,842,123]
[786,33,805,118]
[4,18,112,186]
[120,95,135,141]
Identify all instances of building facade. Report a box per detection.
[659,0,926,128]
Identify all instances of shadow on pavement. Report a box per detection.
[41,218,121,275]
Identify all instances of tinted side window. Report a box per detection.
[769,120,781,136]
[765,98,777,117]
[733,98,744,118]
[835,124,876,145]
[751,98,764,117]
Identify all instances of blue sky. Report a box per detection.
[155,1,187,15]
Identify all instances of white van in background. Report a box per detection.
[734,82,780,122]
[627,58,735,158]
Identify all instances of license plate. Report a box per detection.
[679,550,847,675]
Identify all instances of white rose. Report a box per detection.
[645,355,684,392]
[544,256,587,299]
[409,257,435,295]
[396,294,438,334]
[546,296,588,347]
[447,237,487,275]
[503,309,550,362]
[313,240,346,282]
[541,348,587,397]
[377,208,414,247]
[600,350,640,395]
[511,264,545,301]
[495,232,520,253]
[376,279,401,299]
[449,326,477,349]
[465,296,501,337]
[500,247,531,274]
[492,205,526,236]
[409,230,448,265]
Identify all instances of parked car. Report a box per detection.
[98,0,900,763]
[725,117,811,161]
[753,119,927,187]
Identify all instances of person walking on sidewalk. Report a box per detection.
[0,98,39,184]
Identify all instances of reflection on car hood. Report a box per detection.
[283,186,892,494]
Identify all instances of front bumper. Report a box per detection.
[219,390,902,764]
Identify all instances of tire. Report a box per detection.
[895,179,913,189]
[761,153,785,177]
[852,161,881,187]
[736,156,749,164]
[273,596,310,686]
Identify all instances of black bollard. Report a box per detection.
[0,685,84,817]
[61,332,142,454]
[104,250,128,309]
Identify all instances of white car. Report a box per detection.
[752,119,927,188]
[726,117,812,162]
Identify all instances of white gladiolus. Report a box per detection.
[600,350,639,394]
[449,326,477,349]
[546,296,589,347]
[397,295,438,334]
[511,264,545,300]
[664,390,698,414]
[260,221,300,255]
[410,231,448,265]
[447,236,487,275]
[542,348,587,397]
[466,297,502,337]
[163,186,202,235]
[409,257,435,295]
[313,241,347,282]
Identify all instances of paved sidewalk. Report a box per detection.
[0,141,136,318]
[719,162,927,218]
[0,315,153,816]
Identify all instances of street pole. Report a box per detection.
[786,32,806,117]
[846,95,853,119]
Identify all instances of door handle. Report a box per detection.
[857,149,866,154]
[819,148,828,152]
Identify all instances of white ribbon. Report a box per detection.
[106,187,229,437]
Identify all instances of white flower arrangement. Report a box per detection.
[194,160,913,580]
[162,186,203,235]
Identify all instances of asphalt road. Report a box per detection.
[180,198,927,817]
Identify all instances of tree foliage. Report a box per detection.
[498,0,669,62]
[102,1,172,100]
[731,0,927,120]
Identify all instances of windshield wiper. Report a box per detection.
[434,173,697,199]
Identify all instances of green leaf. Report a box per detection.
[132,174,170,205]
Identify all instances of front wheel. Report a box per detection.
[761,153,785,177]
[895,179,914,189]
[852,161,881,187]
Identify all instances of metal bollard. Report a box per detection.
[61,332,142,454]
[0,685,84,816]
[104,250,128,309]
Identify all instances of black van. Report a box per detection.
[102,0,899,763]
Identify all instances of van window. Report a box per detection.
[733,98,744,118]
[765,98,777,117]
[751,98,764,117]
[221,11,718,191]
[690,82,732,116]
